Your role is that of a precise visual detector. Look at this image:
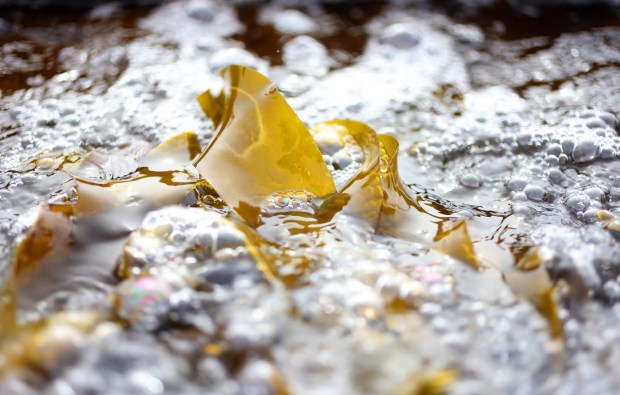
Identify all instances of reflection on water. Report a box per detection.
[1,1,620,393]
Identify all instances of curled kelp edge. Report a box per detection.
[375,134,562,338]
[2,133,205,330]
[71,132,202,218]
[315,120,383,229]
[194,65,336,226]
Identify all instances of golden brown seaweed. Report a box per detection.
[3,133,204,327]
[194,65,336,226]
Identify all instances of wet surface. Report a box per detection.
[1,0,620,394]
[0,5,152,95]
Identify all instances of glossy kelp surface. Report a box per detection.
[193,67,558,327]
[323,121,383,228]
[2,65,564,373]
[375,128,560,336]
[194,65,336,226]
[72,132,201,217]
[4,132,202,330]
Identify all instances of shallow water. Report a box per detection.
[1,1,620,394]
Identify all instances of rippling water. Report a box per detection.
[1,1,620,394]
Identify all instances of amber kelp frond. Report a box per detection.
[0,281,16,336]
[312,121,383,228]
[376,134,561,337]
[377,134,511,269]
[0,311,106,375]
[5,133,204,321]
[74,177,197,218]
[13,207,72,280]
[377,134,455,244]
[194,65,336,226]
[435,220,480,270]
[72,132,202,217]
[138,132,202,172]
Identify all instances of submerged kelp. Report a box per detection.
[0,65,562,393]
[2,132,203,330]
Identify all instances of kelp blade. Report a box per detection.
[377,134,450,244]
[194,65,336,226]
[377,134,512,269]
[312,120,383,228]
[8,133,203,319]
[377,134,562,337]
[138,132,202,172]
[73,132,201,217]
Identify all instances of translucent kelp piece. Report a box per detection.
[377,134,452,244]
[138,132,202,172]
[435,220,480,270]
[311,121,383,228]
[376,135,563,335]
[0,281,16,335]
[13,207,72,280]
[377,135,516,269]
[537,287,564,339]
[599,210,620,236]
[503,248,562,337]
[183,180,230,214]
[71,151,137,180]
[10,205,127,318]
[395,370,457,395]
[74,176,197,217]
[194,65,336,226]
[73,132,202,217]
[8,133,203,321]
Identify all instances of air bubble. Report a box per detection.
[380,24,420,49]
[523,184,544,201]
[513,204,531,217]
[459,172,481,188]
[506,176,528,192]
[565,194,590,213]
[561,139,575,154]
[115,275,176,331]
[558,154,568,165]
[186,0,216,21]
[546,143,562,156]
[600,146,615,159]
[586,119,606,129]
[583,187,604,201]
[572,140,599,163]
[545,155,559,166]
[267,191,315,211]
[598,111,618,129]
[37,158,55,171]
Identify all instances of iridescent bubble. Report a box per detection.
[459,172,481,188]
[410,262,454,286]
[266,191,315,211]
[116,275,174,331]
[274,194,291,208]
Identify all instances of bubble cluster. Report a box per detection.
[115,274,179,331]
[266,191,314,211]
[312,125,365,187]
[121,207,262,289]
[2,1,620,394]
